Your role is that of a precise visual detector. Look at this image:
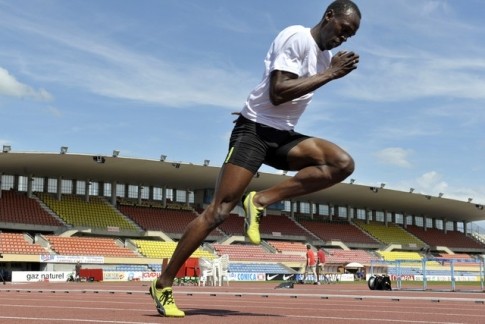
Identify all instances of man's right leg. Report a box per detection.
[312,267,319,284]
[151,163,254,316]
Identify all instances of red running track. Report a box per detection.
[1,281,485,323]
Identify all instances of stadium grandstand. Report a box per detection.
[1,151,484,285]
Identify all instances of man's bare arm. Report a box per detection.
[270,51,359,106]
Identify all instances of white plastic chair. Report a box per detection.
[198,257,218,286]
[217,254,230,286]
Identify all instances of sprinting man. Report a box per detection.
[150,0,361,317]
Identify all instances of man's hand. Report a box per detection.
[269,51,360,105]
[327,51,359,80]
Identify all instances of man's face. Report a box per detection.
[319,11,360,50]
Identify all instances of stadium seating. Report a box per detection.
[325,248,378,265]
[130,239,215,259]
[267,240,307,254]
[354,220,426,247]
[472,232,485,244]
[119,205,223,238]
[435,253,481,268]
[0,190,64,227]
[0,232,48,255]
[404,225,484,249]
[259,214,313,238]
[44,235,138,257]
[217,213,244,235]
[211,243,305,262]
[377,251,423,261]
[216,214,310,238]
[381,252,480,275]
[1,188,483,281]
[299,220,379,245]
[36,193,138,231]
[119,205,194,232]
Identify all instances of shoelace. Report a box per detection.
[161,290,175,305]
[255,210,263,224]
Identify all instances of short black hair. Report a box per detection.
[326,0,361,19]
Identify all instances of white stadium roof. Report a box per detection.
[1,152,484,223]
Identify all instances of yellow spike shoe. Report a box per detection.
[149,279,185,317]
[243,191,264,245]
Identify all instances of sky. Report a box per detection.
[1,1,484,220]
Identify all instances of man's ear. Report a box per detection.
[324,9,335,22]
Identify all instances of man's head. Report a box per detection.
[306,244,311,250]
[312,0,361,51]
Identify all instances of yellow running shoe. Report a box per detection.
[243,191,264,245]
[149,279,185,317]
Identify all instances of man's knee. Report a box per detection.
[336,153,355,178]
[201,204,231,229]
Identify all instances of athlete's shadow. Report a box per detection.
[145,309,282,318]
[185,308,283,317]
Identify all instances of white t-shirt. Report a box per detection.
[241,25,332,130]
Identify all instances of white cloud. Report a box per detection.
[416,171,448,194]
[44,106,62,117]
[347,0,485,104]
[0,8,253,110]
[0,67,52,101]
[422,0,451,16]
[375,147,413,168]
[344,54,485,103]
[392,172,485,205]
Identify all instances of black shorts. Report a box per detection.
[225,115,310,174]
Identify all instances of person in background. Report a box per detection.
[303,244,319,285]
[316,247,330,284]
[75,261,81,282]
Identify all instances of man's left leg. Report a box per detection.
[250,137,354,210]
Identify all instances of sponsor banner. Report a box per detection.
[414,275,479,282]
[12,271,72,283]
[103,271,161,282]
[366,275,479,282]
[228,273,266,281]
[139,271,161,281]
[389,274,415,281]
[265,273,296,281]
[40,255,105,264]
[103,271,127,282]
[295,273,354,282]
[12,271,163,283]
